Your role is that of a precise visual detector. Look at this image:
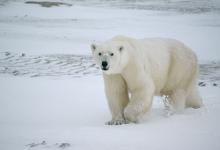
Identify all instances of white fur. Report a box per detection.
[91,35,203,125]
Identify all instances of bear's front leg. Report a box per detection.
[103,74,129,125]
[124,79,155,123]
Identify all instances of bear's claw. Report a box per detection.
[105,119,129,125]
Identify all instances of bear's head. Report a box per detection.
[91,41,130,75]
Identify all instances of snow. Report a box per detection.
[1,77,220,150]
[0,0,220,60]
[0,0,220,150]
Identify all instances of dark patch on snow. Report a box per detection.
[21,53,26,57]
[25,1,72,8]
[213,83,217,87]
[59,143,71,148]
[5,52,10,56]
[12,70,19,76]
[26,140,47,147]
[26,141,71,149]
[199,81,206,87]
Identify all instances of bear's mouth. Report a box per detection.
[101,67,109,71]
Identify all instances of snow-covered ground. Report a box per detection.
[0,0,220,150]
[1,76,220,150]
[0,0,220,60]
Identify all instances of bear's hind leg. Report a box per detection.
[169,89,186,113]
[186,85,203,108]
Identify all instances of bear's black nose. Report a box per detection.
[102,61,108,68]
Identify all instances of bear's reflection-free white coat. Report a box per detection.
[91,36,203,125]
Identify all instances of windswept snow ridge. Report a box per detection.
[0,52,100,78]
[0,51,219,87]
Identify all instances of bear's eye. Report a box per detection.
[98,52,102,56]
[110,53,114,56]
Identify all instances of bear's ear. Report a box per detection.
[90,43,97,53]
[119,46,124,52]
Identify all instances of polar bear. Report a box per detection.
[91,35,203,125]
